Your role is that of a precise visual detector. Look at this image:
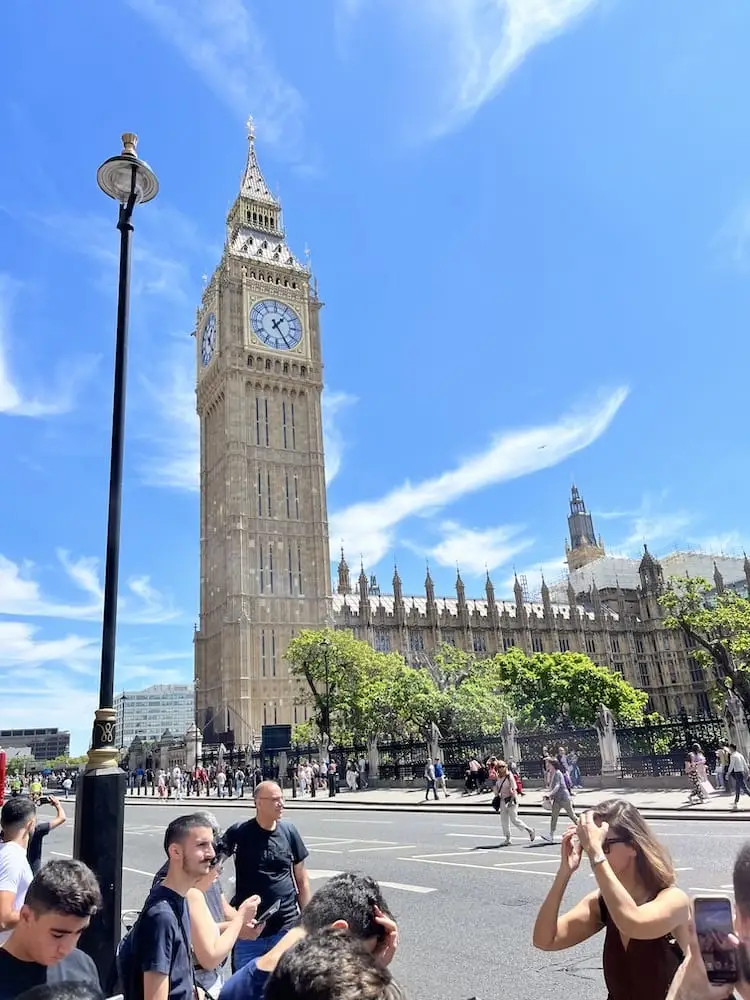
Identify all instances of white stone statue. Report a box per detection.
[367,736,379,782]
[501,716,520,765]
[595,703,620,772]
[428,722,442,763]
[724,688,750,760]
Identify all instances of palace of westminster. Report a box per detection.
[194,124,748,745]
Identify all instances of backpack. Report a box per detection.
[116,893,194,1000]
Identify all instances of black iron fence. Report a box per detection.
[151,715,730,784]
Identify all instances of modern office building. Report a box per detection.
[0,728,70,761]
[115,684,195,749]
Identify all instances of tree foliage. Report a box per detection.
[286,630,647,744]
[497,648,647,728]
[660,575,750,716]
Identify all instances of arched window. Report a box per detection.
[283,362,289,374]
[300,365,307,377]
[265,359,272,371]
[247,355,254,368]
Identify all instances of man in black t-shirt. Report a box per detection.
[0,859,101,1000]
[27,798,67,876]
[222,781,310,971]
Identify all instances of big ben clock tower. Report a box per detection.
[194,120,330,745]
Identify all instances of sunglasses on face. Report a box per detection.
[602,837,630,854]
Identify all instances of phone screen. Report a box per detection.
[694,896,737,984]
[255,897,281,926]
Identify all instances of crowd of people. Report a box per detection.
[3,775,750,1000]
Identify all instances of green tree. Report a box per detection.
[497,648,647,728]
[285,629,444,743]
[6,756,35,776]
[427,645,511,735]
[660,575,750,716]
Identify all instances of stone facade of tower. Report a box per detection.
[193,123,330,745]
[565,485,606,571]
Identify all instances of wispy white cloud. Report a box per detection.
[0,550,181,625]
[0,621,97,670]
[126,0,306,155]
[714,199,750,273]
[323,390,357,485]
[343,0,601,137]
[412,520,533,576]
[331,386,628,567]
[0,275,95,418]
[138,350,199,492]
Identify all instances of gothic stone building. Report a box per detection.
[332,488,750,720]
[195,125,748,740]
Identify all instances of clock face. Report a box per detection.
[250,299,303,351]
[201,313,216,367]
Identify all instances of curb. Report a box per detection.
[119,796,747,822]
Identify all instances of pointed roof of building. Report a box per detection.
[240,118,279,205]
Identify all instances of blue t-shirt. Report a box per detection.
[129,884,194,1000]
[218,957,269,1000]
[434,763,444,778]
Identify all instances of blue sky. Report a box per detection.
[2,0,750,752]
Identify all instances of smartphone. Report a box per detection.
[37,796,51,806]
[254,897,281,926]
[694,895,738,985]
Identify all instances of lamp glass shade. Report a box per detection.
[97,155,159,205]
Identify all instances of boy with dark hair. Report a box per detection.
[0,859,102,1000]
[0,797,37,945]
[218,873,399,1000]
[265,928,403,1000]
[118,813,215,1000]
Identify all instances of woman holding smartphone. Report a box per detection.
[533,799,690,1000]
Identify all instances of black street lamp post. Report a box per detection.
[74,133,158,988]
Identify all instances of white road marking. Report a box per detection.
[410,850,492,859]
[378,881,436,894]
[308,849,344,854]
[347,845,417,853]
[443,823,499,830]
[52,853,155,879]
[691,887,735,894]
[303,839,358,848]
[445,832,502,838]
[494,859,560,868]
[306,870,436,893]
[675,868,694,872]
[403,857,555,876]
[320,819,393,825]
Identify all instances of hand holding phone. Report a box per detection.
[253,897,281,927]
[694,895,738,985]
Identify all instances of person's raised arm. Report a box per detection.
[48,796,67,830]
[577,812,689,941]
[187,888,260,969]
[532,829,603,951]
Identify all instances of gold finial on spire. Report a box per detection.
[246,116,256,141]
[121,133,138,157]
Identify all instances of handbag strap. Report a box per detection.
[165,894,198,999]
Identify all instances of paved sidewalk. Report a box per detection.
[122,783,749,820]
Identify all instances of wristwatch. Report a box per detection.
[590,852,607,866]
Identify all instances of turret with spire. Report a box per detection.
[337,547,352,595]
[565,484,606,572]
[541,574,552,618]
[224,118,306,274]
[393,565,404,626]
[714,562,725,596]
[513,573,527,626]
[567,577,579,626]
[485,571,498,627]
[425,565,438,626]
[745,552,750,598]
[358,561,371,626]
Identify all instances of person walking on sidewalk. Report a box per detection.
[424,760,439,801]
[543,758,578,842]
[494,761,534,846]
[727,742,750,810]
[434,759,449,798]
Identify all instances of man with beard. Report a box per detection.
[118,814,215,1000]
